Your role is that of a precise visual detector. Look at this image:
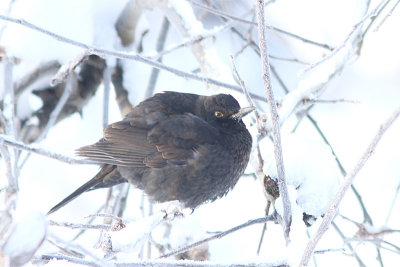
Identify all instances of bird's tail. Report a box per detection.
[47,165,116,215]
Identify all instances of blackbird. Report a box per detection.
[48,92,254,214]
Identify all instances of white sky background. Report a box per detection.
[0,0,400,266]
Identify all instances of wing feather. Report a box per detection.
[77,113,219,168]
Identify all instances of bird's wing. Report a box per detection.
[77,113,219,168]
[77,119,156,167]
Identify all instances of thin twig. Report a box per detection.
[2,56,18,210]
[385,181,400,225]
[299,103,400,267]
[362,0,393,37]
[229,55,259,118]
[37,254,289,267]
[189,0,333,50]
[306,115,373,224]
[146,18,235,61]
[346,237,400,253]
[72,205,105,241]
[51,50,89,85]
[190,0,257,26]
[0,134,96,165]
[160,214,276,259]
[257,200,271,255]
[256,0,291,242]
[0,15,271,102]
[49,220,112,231]
[313,248,346,254]
[46,238,85,259]
[303,0,386,73]
[37,75,74,142]
[373,0,400,32]
[303,98,359,104]
[85,213,124,223]
[332,222,366,267]
[16,74,76,169]
[48,233,112,267]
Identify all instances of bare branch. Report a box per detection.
[47,233,112,267]
[373,0,400,32]
[386,181,400,225]
[0,14,268,102]
[49,220,112,231]
[299,103,400,267]
[37,75,74,141]
[332,222,366,267]
[362,0,394,37]
[256,0,291,242]
[189,0,333,50]
[51,50,89,85]
[160,214,276,259]
[146,18,234,61]
[229,55,260,119]
[0,134,96,165]
[1,56,18,211]
[37,254,289,267]
[303,0,386,73]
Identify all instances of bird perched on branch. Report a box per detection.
[48,92,254,214]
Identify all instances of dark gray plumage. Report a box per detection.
[48,92,253,214]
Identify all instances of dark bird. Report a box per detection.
[48,92,254,214]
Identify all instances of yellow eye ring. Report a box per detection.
[214,111,224,118]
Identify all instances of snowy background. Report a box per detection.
[0,0,400,266]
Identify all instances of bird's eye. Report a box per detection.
[214,111,224,118]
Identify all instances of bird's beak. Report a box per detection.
[230,106,255,120]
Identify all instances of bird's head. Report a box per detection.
[200,94,254,133]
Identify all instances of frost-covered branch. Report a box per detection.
[48,233,112,267]
[299,103,400,267]
[189,0,333,50]
[51,50,89,85]
[1,56,18,211]
[146,19,232,61]
[37,75,74,142]
[160,214,276,259]
[256,0,291,242]
[0,134,96,165]
[158,0,236,90]
[372,0,400,33]
[0,14,267,101]
[49,220,114,231]
[331,222,366,267]
[38,254,289,267]
[274,0,377,130]
[303,0,386,73]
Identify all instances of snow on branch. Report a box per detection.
[256,0,291,243]
[0,14,267,101]
[276,0,386,128]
